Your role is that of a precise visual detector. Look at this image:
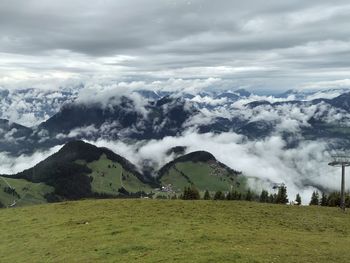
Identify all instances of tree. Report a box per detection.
[203,190,211,200]
[327,192,340,207]
[191,186,200,200]
[346,192,350,208]
[320,192,328,206]
[182,186,200,200]
[182,186,190,200]
[259,190,269,203]
[295,193,301,205]
[309,191,319,206]
[268,193,276,203]
[231,190,242,200]
[275,185,288,204]
[245,189,253,201]
[213,190,224,200]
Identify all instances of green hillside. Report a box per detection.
[158,151,247,194]
[0,141,153,206]
[0,199,349,262]
[81,154,152,195]
[0,176,53,207]
[0,141,250,207]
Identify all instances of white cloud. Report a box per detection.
[89,131,342,204]
[0,145,63,174]
[300,79,350,91]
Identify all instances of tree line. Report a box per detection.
[309,191,350,207]
[178,185,350,208]
[179,185,291,204]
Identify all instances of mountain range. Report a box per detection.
[0,140,247,207]
[1,86,350,206]
[1,88,350,156]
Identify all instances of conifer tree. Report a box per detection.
[275,185,288,204]
[259,190,269,203]
[182,187,188,200]
[245,189,253,201]
[214,190,224,200]
[345,192,350,208]
[232,190,242,200]
[327,192,340,207]
[320,192,328,206]
[295,193,301,205]
[191,186,200,200]
[268,193,276,203]
[203,190,211,200]
[309,191,319,206]
[182,186,200,200]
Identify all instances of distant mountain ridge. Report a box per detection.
[1,90,350,155]
[277,87,350,100]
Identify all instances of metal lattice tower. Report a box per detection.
[328,155,350,211]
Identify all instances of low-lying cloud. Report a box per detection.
[0,145,62,175]
[91,131,341,204]
[0,129,345,205]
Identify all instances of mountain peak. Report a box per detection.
[235,89,251,97]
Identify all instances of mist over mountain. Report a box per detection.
[0,84,350,202]
[0,86,79,126]
[0,140,250,206]
[1,85,350,149]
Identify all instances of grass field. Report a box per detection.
[1,200,350,262]
[0,176,53,207]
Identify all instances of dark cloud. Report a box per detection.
[1,0,350,91]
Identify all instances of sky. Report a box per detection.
[1,0,350,93]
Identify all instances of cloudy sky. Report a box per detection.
[1,0,350,92]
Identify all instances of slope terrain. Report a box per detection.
[158,151,246,194]
[0,141,248,207]
[0,141,152,206]
[0,199,349,262]
[0,176,53,207]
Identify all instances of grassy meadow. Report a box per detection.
[0,176,53,207]
[0,199,350,262]
[84,154,152,194]
[160,161,246,193]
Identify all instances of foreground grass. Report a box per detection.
[0,200,350,262]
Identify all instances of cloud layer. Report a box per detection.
[91,132,341,204]
[1,1,350,91]
[0,145,62,174]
